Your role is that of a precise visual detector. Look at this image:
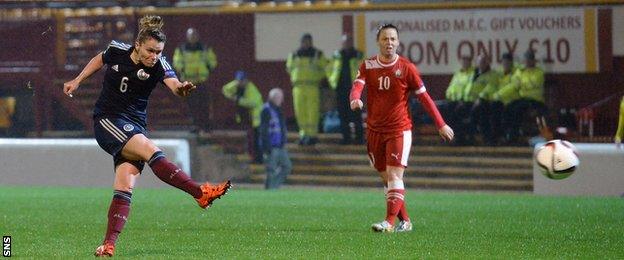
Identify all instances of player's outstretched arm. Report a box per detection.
[415,88,453,142]
[164,77,196,97]
[63,53,104,97]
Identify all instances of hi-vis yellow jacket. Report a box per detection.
[493,67,520,105]
[173,43,217,84]
[286,48,329,86]
[615,96,624,143]
[222,80,263,128]
[495,66,545,104]
[463,69,501,102]
[327,49,363,90]
[445,67,474,102]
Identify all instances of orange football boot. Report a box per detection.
[94,242,115,257]
[195,180,232,209]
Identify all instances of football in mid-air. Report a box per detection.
[535,139,579,180]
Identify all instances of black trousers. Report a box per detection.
[336,92,363,144]
[442,101,475,144]
[472,100,504,144]
[503,99,547,141]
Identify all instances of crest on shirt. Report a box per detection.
[123,124,134,132]
[111,64,119,72]
[137,69,150,80]
[394,69,402,78]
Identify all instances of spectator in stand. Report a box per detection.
[173,27,217,131]
[328,34,365,145]
[496,50,546,144]
[445,56,474,145]
[467,54,502,145]
[488,53,519,144]
[259,88,292,189]
[286,33,329,145]
[222,70,264,163]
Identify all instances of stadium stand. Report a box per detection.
[202,128,534,191]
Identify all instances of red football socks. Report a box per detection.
[103,191,131,245]
[148,151,202,199]
[385,180,409,225]
[398,197,410,222]
[385,189,405,225]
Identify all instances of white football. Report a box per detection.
[535,139,579,180]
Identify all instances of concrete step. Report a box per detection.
[240,153,532,169]
[283,132,442,145]
[286,144,533,158]
[201,128,447,145]
[248,164,531,180]
[221,144,533,159]
[249,174,532,191]
[208,137,533,157]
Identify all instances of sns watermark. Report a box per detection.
[2,236,10,257]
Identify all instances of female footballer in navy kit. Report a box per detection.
[63,15,231,257]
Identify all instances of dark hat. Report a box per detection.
[301,33,312,41]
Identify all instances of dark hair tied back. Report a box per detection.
[137,15,166,43]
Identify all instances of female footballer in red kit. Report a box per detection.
[350,24,454,232]
[63,15,231,256]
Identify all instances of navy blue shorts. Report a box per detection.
[94,117,147,172]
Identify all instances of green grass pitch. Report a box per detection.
[1,186,623,258]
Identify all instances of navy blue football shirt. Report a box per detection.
[93,40,177,127]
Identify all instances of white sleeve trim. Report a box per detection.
[414,86,427,95]
[354,79,365,85]
[109,40,131,50]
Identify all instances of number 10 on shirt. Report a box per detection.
[378,76,390,90]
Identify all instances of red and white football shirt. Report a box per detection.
[353,55,425,134]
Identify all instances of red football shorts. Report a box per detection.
[366,130,412,172]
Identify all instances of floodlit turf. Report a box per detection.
[0,186,623,258]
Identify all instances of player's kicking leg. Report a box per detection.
[123,134,231,209]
